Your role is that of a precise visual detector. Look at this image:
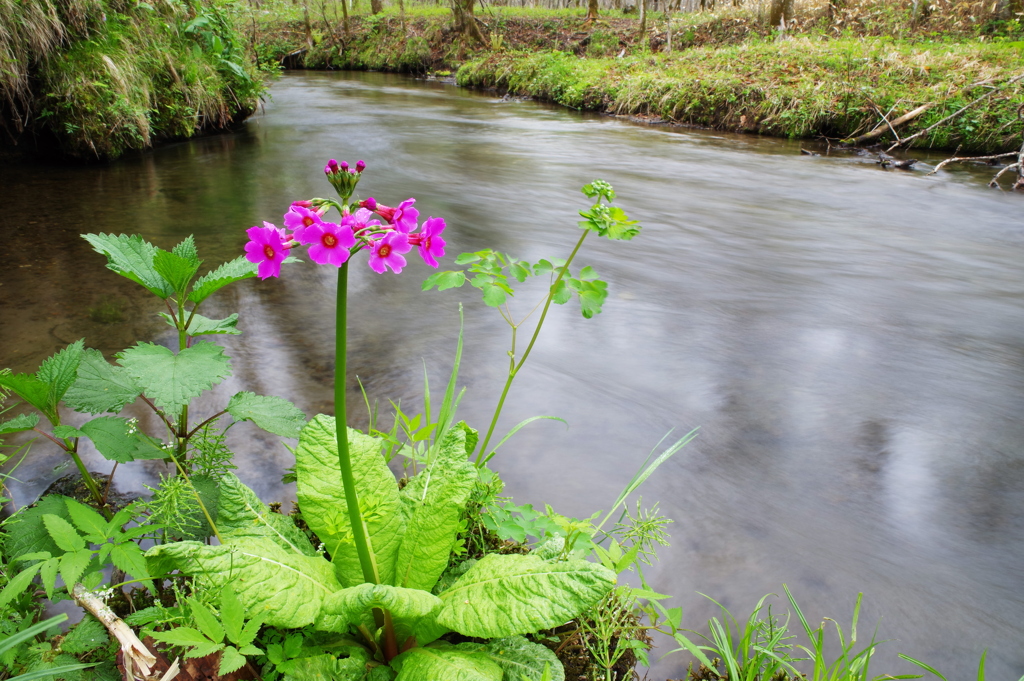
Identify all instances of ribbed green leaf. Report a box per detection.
[221,585,244,646]
[227,392,306,438]
[437,554,615,638]
[63,349,140,415]
[154,249,200,298]
[64,498,108,541]
[52,425,84,439]
[216,474,313,555]
[61,616,109,654]
[279,653,368,681]
[191,603,225,644]
[0,413,40,435]
[79,416,166,463]
[37,340,84,410]
[322,583,443,627]
[82,233,174,298]
[184,313,241,336]
[150,627,213,648]
[479,637,564,681]
[172,236,201,267]
[110,542,153,591]
[392,643,503,681]
[394,428,476,592]
[219,646,248,676]
[42,514,84,552]
[0,373,52,421]
[188,256,257,304]
[117,341,231,414]
[5,495,71,562]
[295,416,404,587]
[59,550,93,593]
[0,563,41,609]
[145,538,341,629]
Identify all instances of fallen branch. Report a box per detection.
[72,583,167,681]
[886,72,1024,153]
[847,102,933,145]
[927,150,1017,175]
[987,136,1024,189]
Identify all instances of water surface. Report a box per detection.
[1,71,1023,680]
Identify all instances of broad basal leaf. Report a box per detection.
[37,340,84,410]
[0,372,52,421]
[146,538,340,629]
[82,233,174,298]
[436,554,615,638]
[394,428,477,592]
[321,583,442,630]
[217,474,314,556]
[80,416,166,463]
[188,256,258,304]
[295,416,404,587]
[63,349,140,415]
[226,392,306,438]
[117,341,231,414]
[479,637,564,681]
[279,653,368,681]
[392,643,503,681]
[0,413,40,435]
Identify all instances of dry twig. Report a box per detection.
[72,583,170,681]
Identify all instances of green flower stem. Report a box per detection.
[335,262,381,586]
[67,441,106,510]
[476,228,591,465]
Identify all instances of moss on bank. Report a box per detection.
[1,0,266,160]
[254,5,1024,154]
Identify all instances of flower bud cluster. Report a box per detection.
[324,158,365,203]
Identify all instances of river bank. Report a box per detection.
[254,6,1024,154]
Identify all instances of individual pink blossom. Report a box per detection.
[367,232,411,274]
[306,221,356,267]
[359,197,378,211]
[342,208,382,237]
[373,199,419,233]
[244,222,288,279]
[408,217,447,268]
[284,205,324,243]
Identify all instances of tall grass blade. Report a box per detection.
[482,415,568,462]
[899,653,948,681]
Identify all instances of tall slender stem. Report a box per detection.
[335,262,380,585]
[476,229,591,464]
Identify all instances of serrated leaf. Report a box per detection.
[0,413,40,435]
[480,637,564,681]
[42,514,85,553]
[5,495,73,562]
[117,342,231,414]
[481,284,507,308]
[61,616,109,654]
[150,627,213,648]
[226,392,305,438]
[0,564,41,609]
[39,556,59,599]
[436,554,615,638]
[238,615,265,648]
[59,550,93,592]
[188,256,258,304]
[82,233,174,298]
[220,584,244,645]
[0,373,52,421]
[219,646,248,676]
[422,270,466,292]
[295,416,404,588]
[394,428,477,592]
[110,543,152,591]
[392,643,503,681]
[63,349,140,415]
[191,603,225,644]
[186,640,226,659]
[237,644,263,656]
[145,538,341,629]
[37,340,84,409]
[79,416,165,463]
[154,249,201,297]
[217,474,313,555]
[186,313,241,336]
[172,236,201,267]
[65,498,108,540]
[52,425,84,439]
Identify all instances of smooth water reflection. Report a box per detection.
[2,71,1023,679]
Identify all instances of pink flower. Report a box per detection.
[373,199,419,233]
[409,217,447,268]
[244,222,288,279]
[284,205,324,243]
[367,232,411,274]
[306,221,356,267]
[343,208,382,237]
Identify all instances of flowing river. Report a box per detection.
[2,71,1023,680]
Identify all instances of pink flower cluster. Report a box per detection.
[244,162,447,279]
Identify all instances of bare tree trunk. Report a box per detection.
[587,0,599,20]
[340,0,350,37]
[639,0,647,34]
[371,0,382,14]
[769,0,793,27]
[452,0,490,45]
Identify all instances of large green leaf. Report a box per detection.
[392,643,503,681]
[154,249,201,298]
[79,416,166,463]
[479,637,564,681]
[226,392,306,438]
[0,413,40,435]
[295,416,404,588]
[5,495,73,563]
[280,654,367,681]
[63,349,140,415]
[184,313,241,336]
[217,474,314,556]
[393,428,477,592]
[117,341,231,414]
[436,554,616,638]
[82,233,174,298]
[187,256,258,304]
[37,340,84,411]
[0,373,52,421]
[145,537,340,629]
[322,583,442,630]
